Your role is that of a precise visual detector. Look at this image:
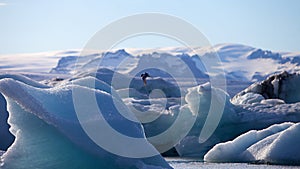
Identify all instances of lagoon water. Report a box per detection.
[166,158,300,169]
[0,154,298,169]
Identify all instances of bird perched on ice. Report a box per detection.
[141,72,150,86]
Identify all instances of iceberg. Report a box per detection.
[0,76,171,169]
[173,73,300,158]
[202,72,300,164]
[204,122,300,165]
[0,73,50,151]
[0,73,50,89]
[232,71,300,104]
[174,82,237,157]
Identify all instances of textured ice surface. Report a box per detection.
[0,73,50,151]
[204,122,300,165]
[202,72,300,164]
[174,75,300,158]
[0,77,171,169]
[232,72,300,103]
[174,82,237,157]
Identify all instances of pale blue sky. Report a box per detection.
[0,0,299,54]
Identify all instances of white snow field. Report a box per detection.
[1,43,300,168]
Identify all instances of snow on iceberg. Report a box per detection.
[204,122,300,165]
[0,73,50,89]
[231,92,265,105]
[0,77,171,169]
[116,88,148,99]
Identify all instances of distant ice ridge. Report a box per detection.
[49,43,300,82]
[204,122,300,165]
[0,75,172,169]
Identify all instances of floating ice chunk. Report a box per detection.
[260,99,285,105]
[122,97,170,123]
[175,82,237,157]
[0,78,171,169]
[261,123,300,165]
[0,73,49,151]
[271,77,280,97]
[146,104,197,154]
[233,72,300,104]
[173,77,300,158]
[231,92,264,105]
[204,122,300,165]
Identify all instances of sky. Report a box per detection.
[0,0,299,54]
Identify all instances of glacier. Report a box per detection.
[49,44,300,82]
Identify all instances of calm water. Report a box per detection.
[1,151,298,168]
[166,158,300,169]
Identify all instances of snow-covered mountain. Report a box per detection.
[46,43,300,82]
[206,43,300,81]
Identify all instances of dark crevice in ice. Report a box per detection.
[0,93,15,151]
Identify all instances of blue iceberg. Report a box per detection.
[204,122,300,165]
[0,76,171,169]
